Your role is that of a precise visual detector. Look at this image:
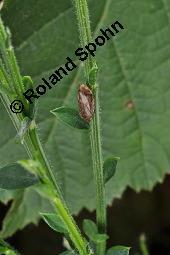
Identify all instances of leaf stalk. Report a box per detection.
[73,0,107,254]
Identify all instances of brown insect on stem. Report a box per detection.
[78,84,95,123]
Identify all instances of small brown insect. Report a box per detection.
[78,84,95,123]
[126,100,134,110]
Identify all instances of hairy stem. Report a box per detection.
[25,127,89,255]
[140,234,150,255]
[90,89,106,254]
[0,17,89,255]
[73,0,106,254]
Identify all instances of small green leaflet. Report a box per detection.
[107,246,130,255]
[83,219,108,243]
[41,213,68,234]
[22,76,37,120]
[103,157,120,184]
[51,106,89,129]
[0,163,39,190]
[89,64,98,86]
[22,76,33,90]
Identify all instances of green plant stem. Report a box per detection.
[90,89,106,255]
[140,234,150,255]
[0,18,90,255]
[73,0,106,254]
[25,127,89,255]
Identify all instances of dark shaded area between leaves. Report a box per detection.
[1,175,170,255]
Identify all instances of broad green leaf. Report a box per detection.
[107,246,130,255]
[83,219,108,243]
[103,157,120,184]
[1,0,170,234]
[0,163,38,190]
[41,212,68,234]
[51,106,89,129]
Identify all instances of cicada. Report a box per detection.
[78,84,95,123]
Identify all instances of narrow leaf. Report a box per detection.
[22,76,36,119]
[89,64,98,86]
[19,159,41,176]
[107,246,130,255]
[51,106,89,129]
[103,156,120,184]
[41,213,68,234]
[83,219,108,243]
[0,163,38,190]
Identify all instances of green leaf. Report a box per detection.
[51,106,89,129]
[0,239,8,252]
[19,159,41,176]
[22,75,33,90]
[0,238,21,255]
[83,219,97,236]
[0,163,38,190]
[41,212,68,234]
[1,0,170,235]
[107,246,130,255]
[22,76,37,119]
[0,189,17,204]
[0,188,53,238]
[83,219,108,243]
[103,157,120,184]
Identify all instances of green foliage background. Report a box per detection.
[1,0,170,237]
